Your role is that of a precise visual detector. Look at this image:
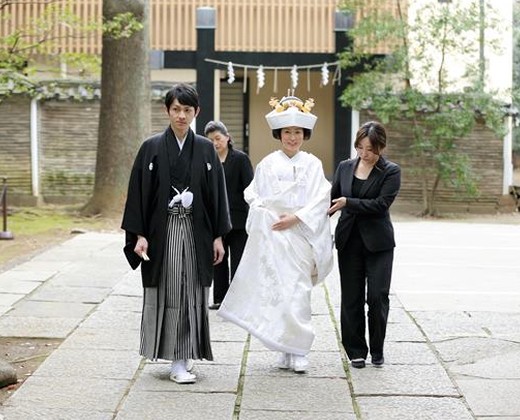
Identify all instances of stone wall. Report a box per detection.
[0,97,511,213]
[359,111,507,213]
[0,97,33,204]
[40,101,99,204]
[0,97,168,205]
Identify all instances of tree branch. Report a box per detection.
[1,0,58,11]
[396,0,411,89]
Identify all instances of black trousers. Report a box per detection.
[212,228,248,304]
[337,228,394,361]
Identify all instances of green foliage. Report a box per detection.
[513,0,520,152]
[103,12,143,40]
[0,1,97,99]
[60,53,101,77]
[0,2,143,101]
[339,0,509,215]
[1,2,89,66]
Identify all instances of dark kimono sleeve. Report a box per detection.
[209,149,232,238]
[240,153,254,191]
[121,146,147,270]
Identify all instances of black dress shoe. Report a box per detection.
[208,303,221,310]
[372,356,384,367]
[351,359,366,369]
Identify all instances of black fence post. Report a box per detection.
[0,177,14,240]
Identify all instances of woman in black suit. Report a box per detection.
[204,121,254,310]
[328,121,401,369]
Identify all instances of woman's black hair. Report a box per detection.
[354,121,387,154]
[272,128,312,140]
[204,120,233,148]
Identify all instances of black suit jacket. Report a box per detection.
[222,147,254,230]
[331,155,401,252]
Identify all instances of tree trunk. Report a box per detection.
[83,0,150,217]
[427,172,441,216]
[419,153,429,216]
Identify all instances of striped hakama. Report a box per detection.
[140,205,213,361]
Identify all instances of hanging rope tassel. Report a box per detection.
[332,65,341,85]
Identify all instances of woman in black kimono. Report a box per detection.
[121,83,231,384]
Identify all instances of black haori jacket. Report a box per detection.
[121,127,231,288]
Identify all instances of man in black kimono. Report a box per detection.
[121,83,231,384]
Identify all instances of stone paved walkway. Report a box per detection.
[0,219,519,419]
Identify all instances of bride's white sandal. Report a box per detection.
[276,352,292,370]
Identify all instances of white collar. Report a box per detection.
[175,133,188,151]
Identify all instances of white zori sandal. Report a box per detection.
[292,355,308,373]
[170,359,196,384]
[276,353,292,370]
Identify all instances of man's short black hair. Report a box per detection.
[165,83,199,110]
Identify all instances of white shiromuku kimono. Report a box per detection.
[217,150,333,355]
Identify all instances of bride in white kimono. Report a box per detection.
[217,95,333,373]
